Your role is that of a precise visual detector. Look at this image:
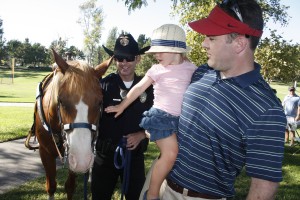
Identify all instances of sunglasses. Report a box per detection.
[114,55,136,62]
[219,0,243,22]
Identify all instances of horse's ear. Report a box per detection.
[52,48,69,74]
[94,56,114,78]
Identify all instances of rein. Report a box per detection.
[114,137,132,200]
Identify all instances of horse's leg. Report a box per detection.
[65,170,77,200]
[39,146,57,200]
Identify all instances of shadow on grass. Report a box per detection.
[0,69,51,79]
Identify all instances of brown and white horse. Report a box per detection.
[26,50,112,200]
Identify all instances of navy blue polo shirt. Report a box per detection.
[168,63,286,197]
[97,73,154,144]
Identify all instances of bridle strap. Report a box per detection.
[64,123,97,131]
[36,82,51,133]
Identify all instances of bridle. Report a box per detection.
[36,71,101,166]
[56,98,100,166]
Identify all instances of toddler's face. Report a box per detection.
[154,52,183,66]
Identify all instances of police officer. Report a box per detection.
[91,33,153,200]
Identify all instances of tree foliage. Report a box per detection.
[78,0,104,66]
[0,18,5,64]
[136,34,156,76]
[256,30,300,83]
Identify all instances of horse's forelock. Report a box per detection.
[58,61,102,101]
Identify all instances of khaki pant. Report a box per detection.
[139,158,226,200]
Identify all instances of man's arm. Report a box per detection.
[246,177,279,200]
[295,106,300,121]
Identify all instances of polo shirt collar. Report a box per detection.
[217,62,261,88]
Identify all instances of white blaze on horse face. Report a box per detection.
[68,98,94,173]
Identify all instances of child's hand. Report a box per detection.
[105,105,124,118]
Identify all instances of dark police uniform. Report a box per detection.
[91,73,154,200]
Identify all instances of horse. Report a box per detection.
[25,49,112,200]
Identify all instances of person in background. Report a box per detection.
[282,86,300,146]
[105,24,197,200]
[91,33,154,200]
[160,0,286,199]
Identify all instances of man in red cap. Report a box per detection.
[159,0,286,200]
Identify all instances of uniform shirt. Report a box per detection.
[146,61,197,116]
[168,63,286,197]
[97,73,154,144]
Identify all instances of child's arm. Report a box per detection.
[105,75,153,118]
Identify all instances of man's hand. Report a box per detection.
[124,131,146,150]
[247,177,279,200]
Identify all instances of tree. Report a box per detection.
[50,37,68,58]
[256,30,300,83]
[102,27,119,75]
[67,45,85,60]
[0,18,6,65]
[78,0,104,66]
[136,34,156,75]
[118,0,178,12]
[5,40,23,63]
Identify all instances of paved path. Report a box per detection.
[0,102,60,194]
[0,138,44,194]
[0,102,34,107]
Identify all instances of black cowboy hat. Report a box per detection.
[102,33,150,57]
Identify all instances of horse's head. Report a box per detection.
[51,49,112,173]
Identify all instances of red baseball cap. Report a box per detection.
[188,5,263,37]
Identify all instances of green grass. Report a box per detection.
[0,107,34,142]
[0,68,50,103]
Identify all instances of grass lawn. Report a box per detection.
[0,69,299,199]
[0,107,33,142]
[0,68,50,103]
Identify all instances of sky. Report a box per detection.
[0,0,299,50]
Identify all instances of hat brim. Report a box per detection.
[145,46,191,54]
[189,18,232,36]
[188,6,263,37]
[102,45,114,56]
[139,46,151,55]
[102,45,150,56]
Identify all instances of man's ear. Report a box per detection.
[234,36,248,54]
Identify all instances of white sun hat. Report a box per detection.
[146,24,191,53]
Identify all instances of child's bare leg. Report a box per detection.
[147,133,178,199]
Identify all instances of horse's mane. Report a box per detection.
[51,60,102,105]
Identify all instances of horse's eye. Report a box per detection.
[59,100,69,110]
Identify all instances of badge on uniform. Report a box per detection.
[119,88,147,103]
